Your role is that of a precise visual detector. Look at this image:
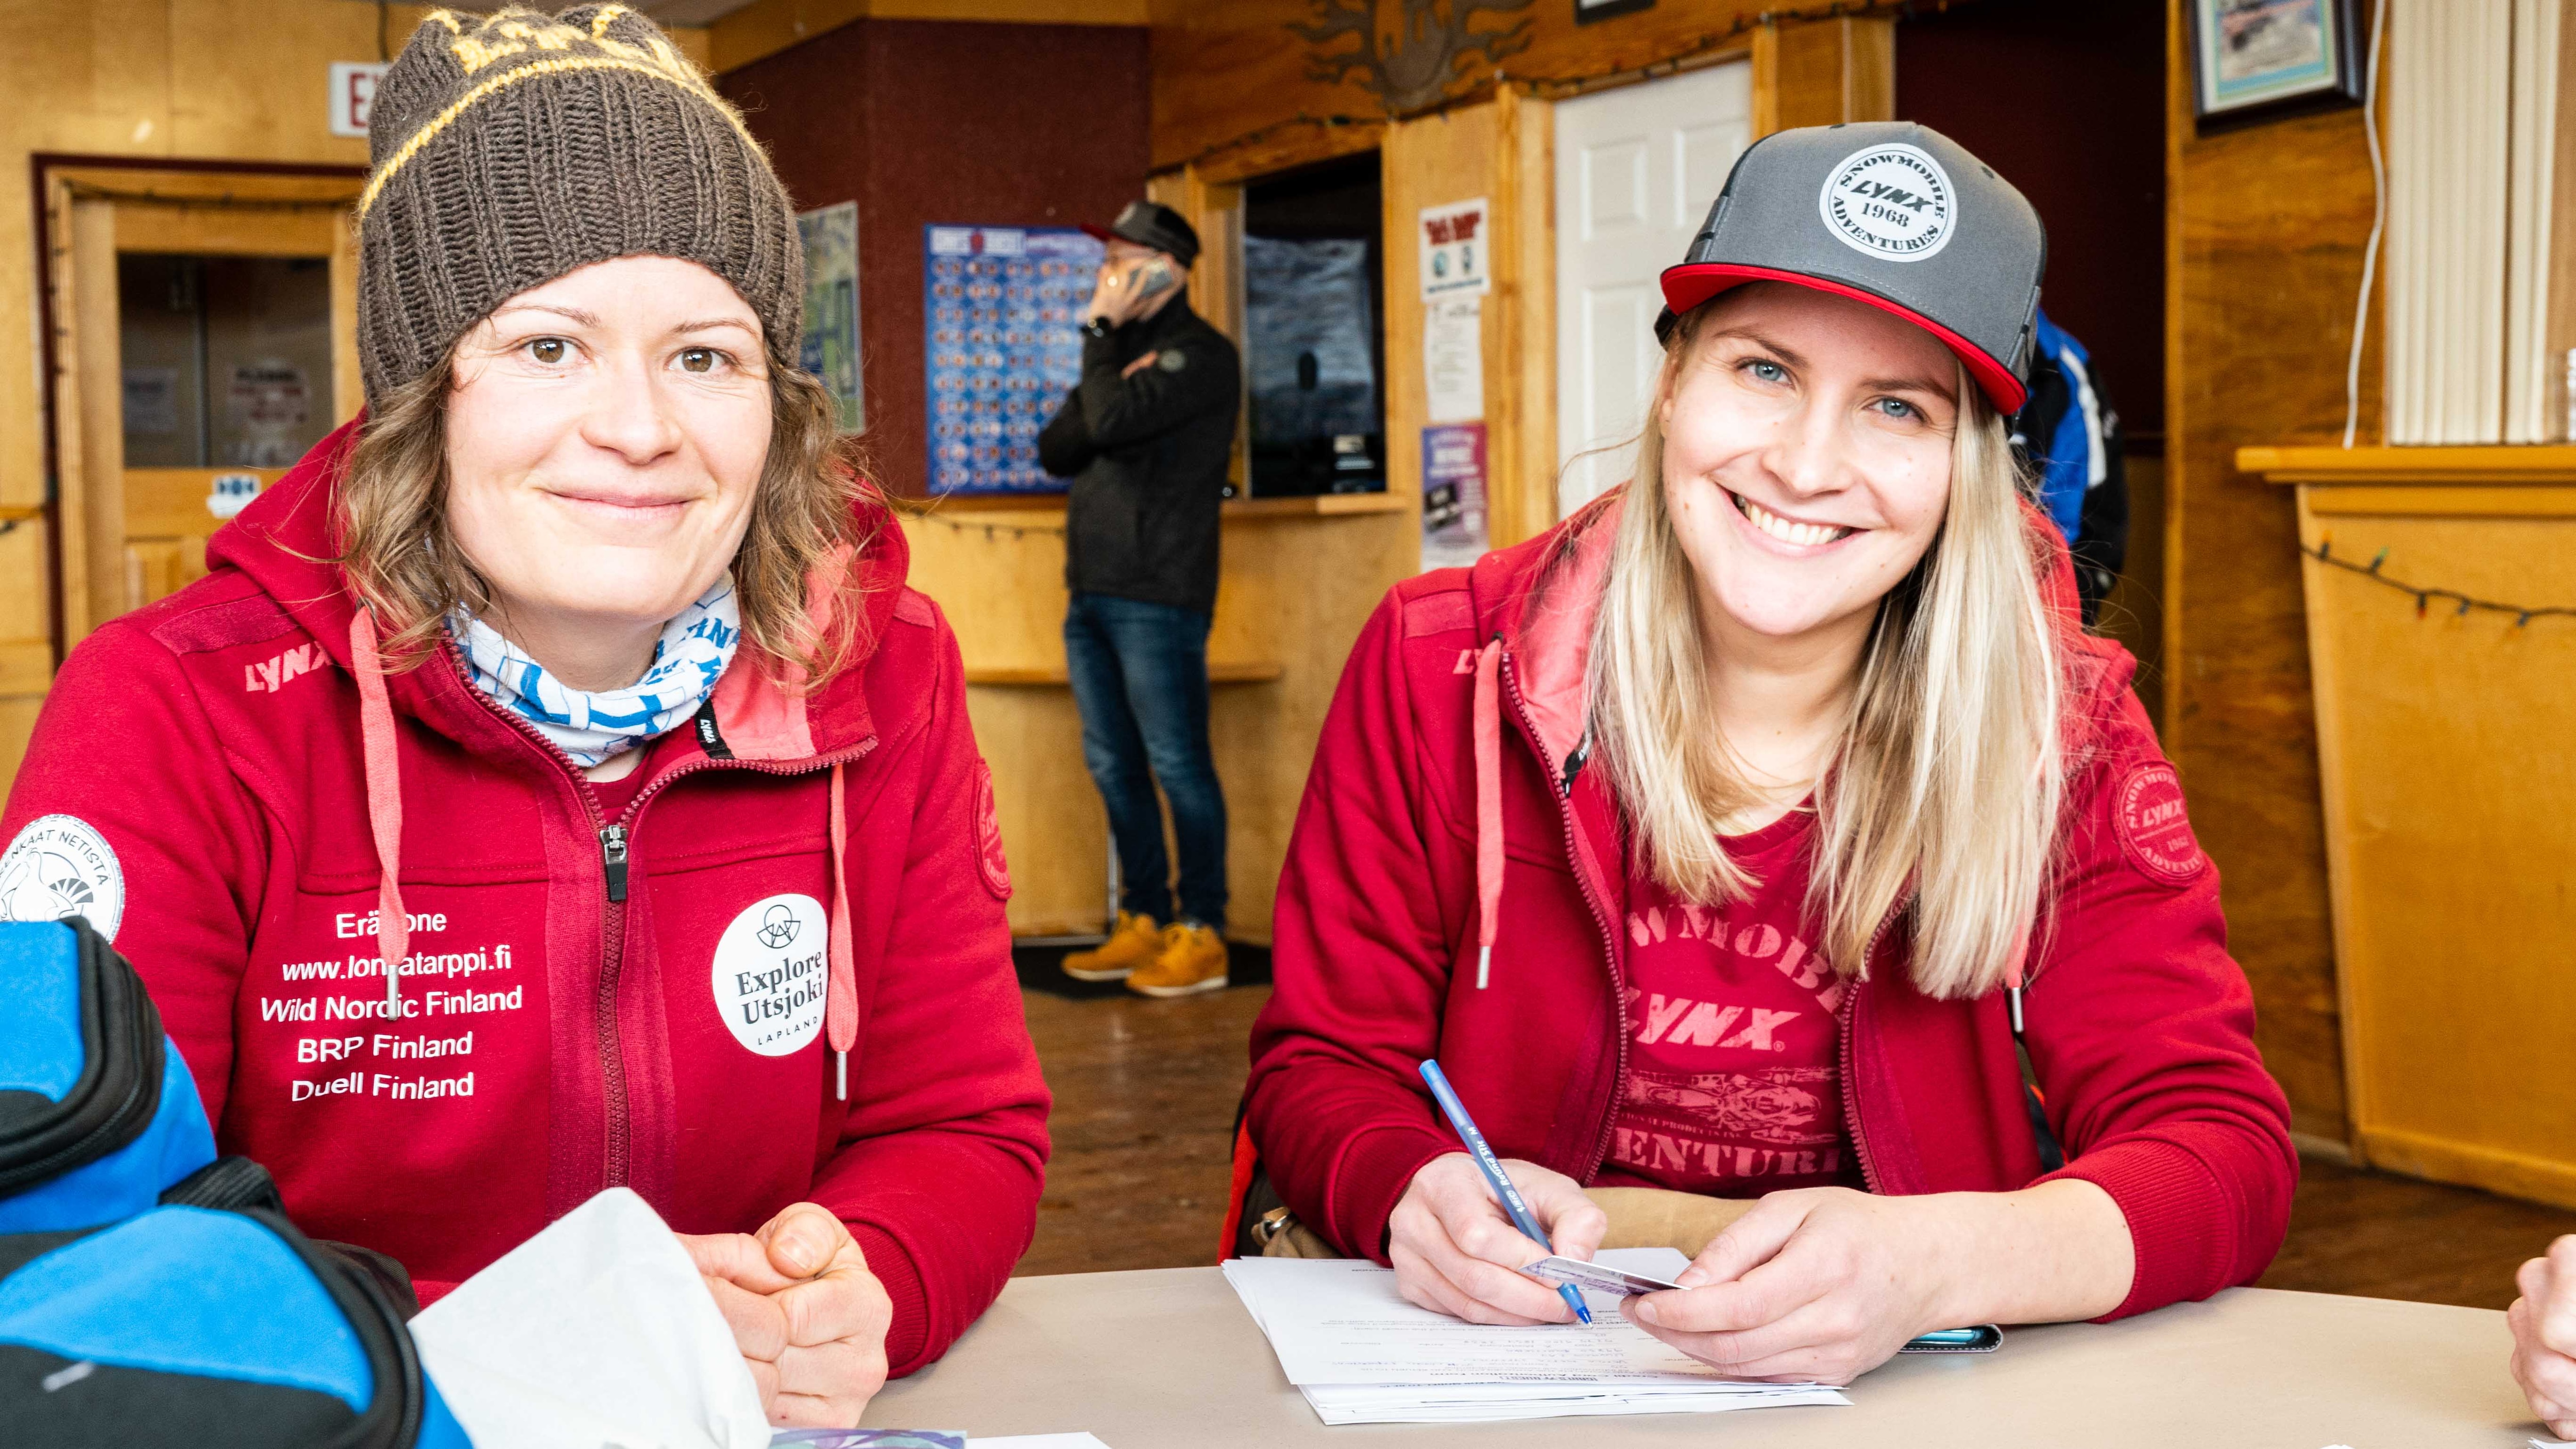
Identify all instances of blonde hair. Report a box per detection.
[336,343,875,687]
[1586,304,2065,1000]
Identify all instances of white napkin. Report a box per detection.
[412,1187,772,1449]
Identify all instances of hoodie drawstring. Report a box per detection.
[348,611,411,1011]
[827,762,856,1099]
[354,607,859,1093]
[1471,639,1504,990]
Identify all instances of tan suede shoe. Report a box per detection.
[1127,922,1229,998]
[1061,911,1161,982]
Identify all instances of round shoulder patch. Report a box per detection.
[975,762,1013,901]
[0,814,126,942]
[2112,762,2207,886]
[1818,143,1957,263]
[710,893,828,1056]
[1156,348,1188,372]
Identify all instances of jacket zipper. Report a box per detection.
[1496,650,1632,1183]
[436,643,877,1193]
[1835,897,1908,1196]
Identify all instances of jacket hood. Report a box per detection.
[208,417,912,765]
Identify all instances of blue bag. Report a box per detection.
[0,1204,472,1446]
[0,917,219,1232]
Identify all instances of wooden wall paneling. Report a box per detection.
[1753,16,1895,138]
[2161,0,2387,1143]
[65,195,122,647]
[1384,98,1497,555]
[2278,474,2576,1203]
[1495,85,1557,548]
[1151,1,1860,172]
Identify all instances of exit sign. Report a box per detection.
[329,62,388,139]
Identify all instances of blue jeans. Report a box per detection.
[1063,592,1228,930]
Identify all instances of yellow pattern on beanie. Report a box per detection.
[354,3,799,404]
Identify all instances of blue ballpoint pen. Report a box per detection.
[1418,1059,1594,1326]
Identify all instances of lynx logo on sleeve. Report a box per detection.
[2114,762,2208,886]
[710,893,827,1056]
[0,815,126,941]
[975,762,1012,901]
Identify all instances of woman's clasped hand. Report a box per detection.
[679,1202,895,1426]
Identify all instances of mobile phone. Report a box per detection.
[1129,255,1179,301]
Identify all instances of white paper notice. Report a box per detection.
[1423,297,1484,424]
[1418,197,1492,301]
[413,1188,772,1449]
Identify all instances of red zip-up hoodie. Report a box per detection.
[1246,494,2295,1320]
[0,421,1049,1374]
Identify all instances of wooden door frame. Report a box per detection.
[31,154,365,664]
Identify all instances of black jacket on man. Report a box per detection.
[1037,290,1241,616]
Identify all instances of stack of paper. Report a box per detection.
[1222,1250,1850,1425]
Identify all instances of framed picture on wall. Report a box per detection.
[2187,0,2363,131]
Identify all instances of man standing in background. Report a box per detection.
[1038,201,1241,997]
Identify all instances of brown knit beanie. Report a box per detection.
[355,4,801,403]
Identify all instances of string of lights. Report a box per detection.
[2306,538,2576,628]
[890,499,1067,541]
[1174,0,1935,171]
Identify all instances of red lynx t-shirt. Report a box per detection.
[1594,809,1859,1196]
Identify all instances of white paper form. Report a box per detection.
[1225,1251,1730,1385]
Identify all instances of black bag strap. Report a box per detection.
[2008,985,2068,1174]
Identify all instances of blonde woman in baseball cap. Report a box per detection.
[1,6,1045,1426]
[1243,123,2293,1385]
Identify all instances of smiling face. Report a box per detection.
[443,255,773,677]
[1656,282,1963,649]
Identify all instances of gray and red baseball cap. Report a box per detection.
[1656,121,2046,413]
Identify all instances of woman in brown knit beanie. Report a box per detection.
[0,4,1047,1430]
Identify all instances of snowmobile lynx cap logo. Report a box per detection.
[1818,143,1956,263]
[0,814,126,942]
[712,893,827,1056]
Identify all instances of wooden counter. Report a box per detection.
[897,491,1418,943]
[2241,444,2576,1206]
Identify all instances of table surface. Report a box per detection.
[865,1266,2543,1448]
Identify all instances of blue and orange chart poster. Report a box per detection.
[923,224,1103,496]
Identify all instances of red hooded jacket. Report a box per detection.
[1246,495,2296,1320]
[0,422,1049,1374]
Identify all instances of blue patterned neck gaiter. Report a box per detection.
[449,575,741,769]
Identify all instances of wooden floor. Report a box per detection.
[1015,984,2576,1308]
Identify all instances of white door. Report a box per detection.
[1553,62,1752,517]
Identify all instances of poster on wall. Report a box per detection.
[1420,422,1489,572]
[923,223,1103,496]
[798,202,865,434]
[1418,198,1492,302]
[1423,296,1483,424]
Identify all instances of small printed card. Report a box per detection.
[1518,1255,1687,1298]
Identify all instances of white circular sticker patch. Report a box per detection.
[710,893,828,1056]
[0,814,126,942]
[1818,143,1957,263]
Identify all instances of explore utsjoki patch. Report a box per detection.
[2113,762,2207,886]
[711,893,828,1056]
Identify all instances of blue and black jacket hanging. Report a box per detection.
[0,918,466,1445]
[2011,306,2129,626]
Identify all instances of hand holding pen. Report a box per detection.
[1388,1060,1611,1327]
